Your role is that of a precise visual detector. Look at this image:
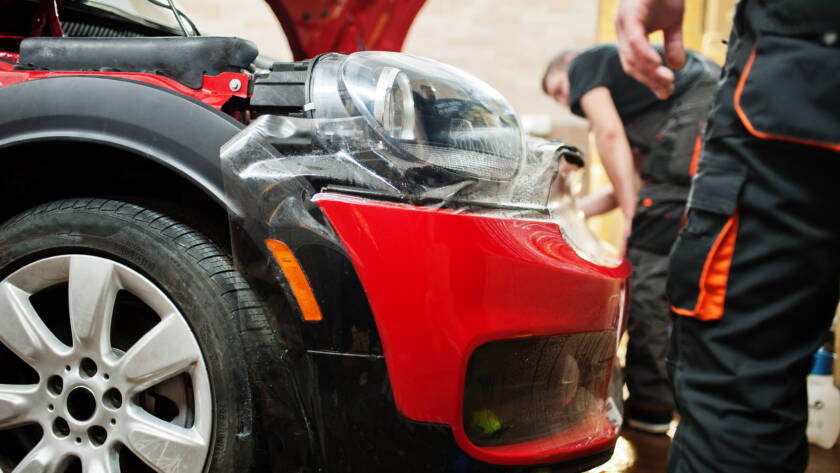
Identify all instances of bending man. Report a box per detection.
[543,44,718,433]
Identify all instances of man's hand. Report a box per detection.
[615,0,686,99]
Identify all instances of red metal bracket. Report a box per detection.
[29,0,64,38]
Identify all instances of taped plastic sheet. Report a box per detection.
[229,115,550,193]
[222,49,617,267]
[217,51,624,470]
[219,113,620,468]
[221,113,617,268]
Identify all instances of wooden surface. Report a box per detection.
[584,424,840,473]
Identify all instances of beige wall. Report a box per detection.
[598,0,708,52]
[177,0,294,60]
[177,0,598,149]
[402,0,598,150]
[702,0,737,63]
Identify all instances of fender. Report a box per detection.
[0,73,331,468]
[0,75,244,215]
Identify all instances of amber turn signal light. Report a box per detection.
[264,239,323,322]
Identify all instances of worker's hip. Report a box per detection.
[704,0,840,149]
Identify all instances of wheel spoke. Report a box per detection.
[68,256,119,355]
[84,455,119,473]
[122,408,208,473]
[12,439,67,473]
[118,314,202,392]
[0,384,39,430]
[0,281,68,367]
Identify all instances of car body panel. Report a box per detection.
[0,62,250,108]
[264,0,427,60]
[316,193,630,465]
[0,71,245,212]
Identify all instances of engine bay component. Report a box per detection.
[250,59,312,115]
[15,36,258,89]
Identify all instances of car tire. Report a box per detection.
[0,198,259,473]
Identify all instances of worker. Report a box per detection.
[542,44,719,433]
[614,0,840,471]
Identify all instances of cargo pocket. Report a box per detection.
[666,116,704,183]
[628,198,685,254]
[667,158,747,321]
[641,131,675,183]
[642,112,703,186]
[735,35,840,151]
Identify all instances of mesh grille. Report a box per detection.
[61,21,144,38]
[463,331,615,446]
[400,142,518,180]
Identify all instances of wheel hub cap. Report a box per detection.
[66,387,96,422]
[0,255,213,473]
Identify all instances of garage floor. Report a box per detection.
[585,423,840,473]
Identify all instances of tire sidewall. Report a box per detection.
[0,200,254,473]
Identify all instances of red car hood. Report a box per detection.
[264,0,426,60]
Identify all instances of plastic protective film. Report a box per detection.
[221,112,616,267]
[218,51,623,471]
[220,113,619,466]
[231,51,616,266]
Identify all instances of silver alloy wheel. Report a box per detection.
[0,254,212,473]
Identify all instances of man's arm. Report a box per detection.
[580,86,638,247]
[615,0,686,99]
[579,185,618,218]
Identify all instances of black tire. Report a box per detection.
[0,198,259,473]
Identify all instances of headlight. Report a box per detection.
[227,51,619,268]
[373,67,416,141]
[310,52,524,181]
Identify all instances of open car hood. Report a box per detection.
[264,0,426,60]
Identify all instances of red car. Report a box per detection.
[0,1,630,472]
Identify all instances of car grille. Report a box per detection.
[462,331,615,446]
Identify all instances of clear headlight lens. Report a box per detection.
[373,66,416,141]
[312,52,525,181]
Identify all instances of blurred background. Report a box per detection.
[177,0,737,248]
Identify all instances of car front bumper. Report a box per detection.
[316,193,630,466]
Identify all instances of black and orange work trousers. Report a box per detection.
[665,1,840,472]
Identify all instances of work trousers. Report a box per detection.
[625,59,717,417]
[626,247,674,413]
[666,2,840,472]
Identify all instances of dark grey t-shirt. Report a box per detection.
[568,44,705,121]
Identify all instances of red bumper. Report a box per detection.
[315,193,630,465]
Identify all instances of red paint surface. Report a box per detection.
[0,60,248,110]
[316,193,630,465]
[0,51,18,63]
[265,0,426,60]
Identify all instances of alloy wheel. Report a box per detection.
[0,254,212,473]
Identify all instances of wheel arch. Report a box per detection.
[0,139,231,247]
[0,75,245,243]
[0,76,406,470]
